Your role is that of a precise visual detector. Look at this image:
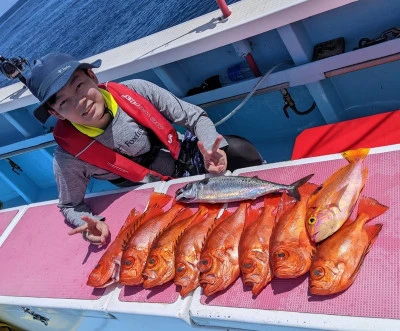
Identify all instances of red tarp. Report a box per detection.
[291,110,400,159]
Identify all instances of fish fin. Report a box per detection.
[245,206,263,227]
[147,192,173,210]
[327,185,349,211]
[341,148,370,164]
[357,196,389,221]
[173,208,194,225]
[118,208,141,234]
[201,209,230,248]
[365,223,383,249]
[306,184,323,207]
[189,205,209,227]
[174,207,208,251]
[362,167,369,183]
[288,174,314,201]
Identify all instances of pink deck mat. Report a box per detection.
[0,209,19,237]
[0,188,155,300]
[119,182,199,304]
[198,151,400,320]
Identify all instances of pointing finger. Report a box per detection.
[197,141,208,157]
[68,223,88,235]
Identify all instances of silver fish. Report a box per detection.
[175,174,314,203]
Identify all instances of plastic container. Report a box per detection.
[220,61,254,84]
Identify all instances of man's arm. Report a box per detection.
[124,79,228,151]
[53,147,105,227]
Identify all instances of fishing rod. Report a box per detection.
[0,54,29,85]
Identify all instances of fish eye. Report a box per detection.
[197,257,212,272]
[274,249,288,260]
[312,267,325,279]
[176,263,186,273]
[148,256,157,266]
[308,217,317,225]
[94,264,101,269]
[241,259,255,272]
[123,258,133,266]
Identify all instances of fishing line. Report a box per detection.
[214,62,284,127]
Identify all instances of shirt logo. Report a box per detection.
[168,134,173,144]
[121,94,164,130]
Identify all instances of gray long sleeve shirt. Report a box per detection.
[54,79,227,227]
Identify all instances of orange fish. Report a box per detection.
[142,206,208,288]
[309,196,387,295]
[87,192,172,287]
[238,196,281,295]
[306,148,370,242]
[174,204,226,297]
[270,183,318,278]
[119,202,193,286]
[198,202,248,296]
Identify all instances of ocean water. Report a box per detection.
[0,0,241,88]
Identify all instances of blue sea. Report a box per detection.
[0,0,240,88]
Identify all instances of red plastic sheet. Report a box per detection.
[291,110,400,159]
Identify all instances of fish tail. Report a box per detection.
[357,196,389,223]
[341,148,370,163]
[147,192,172,209]
[287,174,314,201]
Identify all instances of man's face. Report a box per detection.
[48,69,111,128]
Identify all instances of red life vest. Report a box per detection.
[53,82,181,182]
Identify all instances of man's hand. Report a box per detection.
[197,135,227,174]
[68,215,109,246]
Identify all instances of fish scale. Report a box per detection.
[175,174,314,203]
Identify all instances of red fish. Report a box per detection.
[270,183,318,278]
[142,206,208,288]
[119,203,193,286]
[198,202,248,296]
[239,196,281,295]
[306,148,369,242]
[310,196,388,295]
[174,204,226,297]
[87,192,172,287]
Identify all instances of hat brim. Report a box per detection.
[33,59,102,124]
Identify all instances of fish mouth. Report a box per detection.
[174,275,193,288]
[143,270,160,289]
[175,186,196,202]
[243,274,262,286]
[311,231,320,242]
[87,260,121,288]
[143,269,157,281]
[119,269,143,286]
[199,274,223,296]
[309,284,332,295]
